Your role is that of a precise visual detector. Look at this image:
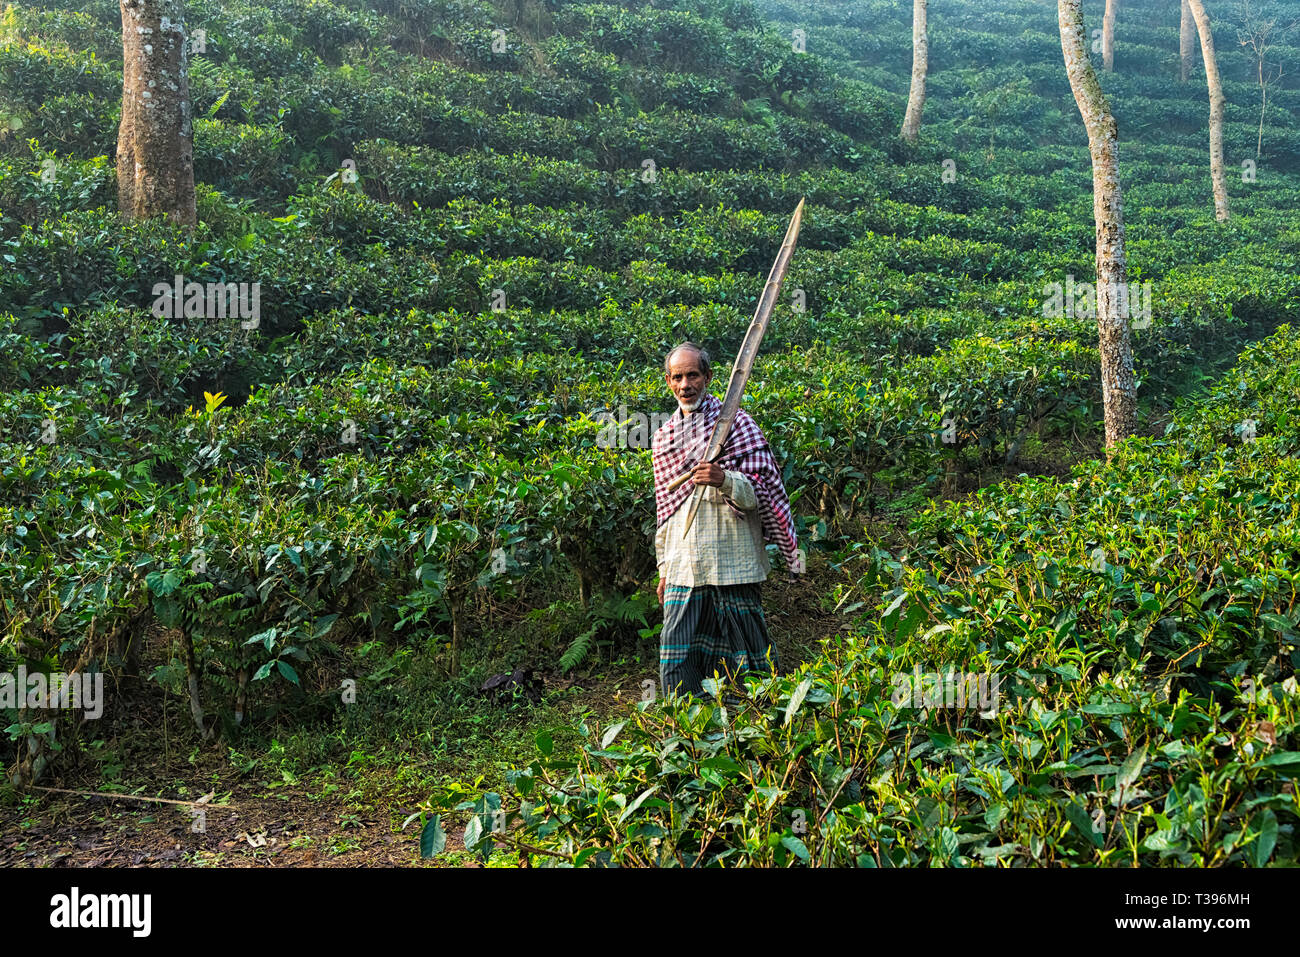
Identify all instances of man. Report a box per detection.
[651,341,799,702]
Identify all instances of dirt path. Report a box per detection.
[2,775,437,867]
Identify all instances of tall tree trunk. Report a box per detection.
[179,626,214,740]
[1058,0,1137,452]
[1185,0,1229,221]
[117,0,196,226]
[1256,58,1265,158]
[901,0,928,143]
[1179,0,1195,83]
[448,593,464,677]
[1103,0,1118,71]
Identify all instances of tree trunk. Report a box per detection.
[941,452,960,498]
[901,0,928,143]
[233,663,249,727]
[1185,0,1230,221]
[7,723,56,789]
[179,626,214,740]
[1256,59,1265,158]
[448,593,464,676]
[1179,0,1195,83]
[1058,0,1137,452]
[1102,0,1117,72]
[117,0,196,226]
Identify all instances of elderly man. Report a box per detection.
[651,341,799,701]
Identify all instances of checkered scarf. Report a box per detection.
[652,393,799,570]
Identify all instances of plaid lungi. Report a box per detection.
[660,582,779,700]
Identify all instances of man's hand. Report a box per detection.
[657,578,666,605]
[692,461,725,488]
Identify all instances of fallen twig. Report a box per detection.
[29,786,224,808]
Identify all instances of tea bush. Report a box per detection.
[425,327,1300,866]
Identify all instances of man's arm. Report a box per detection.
[720,469,758,510]
[655,519,668,603]
[655,522,665,605]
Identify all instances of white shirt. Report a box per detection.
[655,469,771,587]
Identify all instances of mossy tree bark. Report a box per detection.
[1180,0,1195,82]
[1058,0,1137,452]
[1186,0,1230,221]
[117,0,196,226]
[901,0,928,143]
[1103,0,1118,71]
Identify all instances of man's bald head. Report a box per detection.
[664,342,711,378]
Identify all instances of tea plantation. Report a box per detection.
[1,0,1298,867]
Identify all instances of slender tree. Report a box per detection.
[1185,0,1230,220]
[1103,0,1118,71]
[1181,0,1196,81]
[117,0,196,226]
[1058,0,1137,451]
[1236,0,1300,158]
[901,0,928,143]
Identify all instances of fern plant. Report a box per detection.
[557,619,601,673]
[558,591,657,673]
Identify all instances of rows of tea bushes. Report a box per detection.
[4,0,1300,796]
[755,0,1300,170]
[1,279,1284,760]
[7,162,1292,407]
[3,0,876,192]
[3,171,1295,364]
[426,324,1300,866]
[0,279,1089,745]
[348,138,1300,258]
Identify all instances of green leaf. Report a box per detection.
[420,815,446,858]
[1065,799,1104,848]
[1081,701,1134,715]
[601,722,625,749]
[1143,828,1179,852]
[880,591,907,625]
[896,603,928,641]
[276,660,300,685]
[463,815,483,851]
[245,626,277,651]
[1259,613,1292,634]
[252,662,274,681]
[780,835,810,862]
[536,730,553,756]
[1116,744,1147,790]
[1250,810,1278,866]
[701,756,744,774]
[784,677,812,726]
[146,568,182,596]
[312,614,341,639]
[1260,751,1300,768]
[935,827,960,863]
[617,786,658,825]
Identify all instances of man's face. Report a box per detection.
[665,349,712,412]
